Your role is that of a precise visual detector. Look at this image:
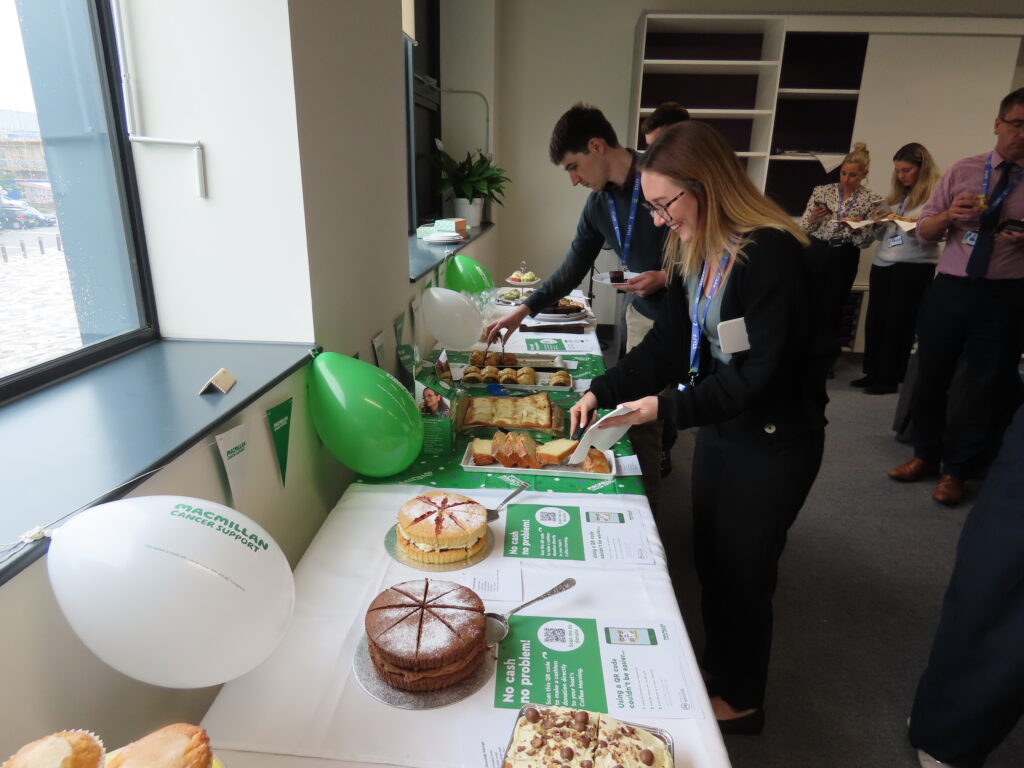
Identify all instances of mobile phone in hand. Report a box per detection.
[814,200,831,212]
[994,218,1024,235]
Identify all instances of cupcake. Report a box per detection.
[3,730,104,768]
[106,724,211,768]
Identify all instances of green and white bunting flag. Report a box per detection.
[265,398,293,486]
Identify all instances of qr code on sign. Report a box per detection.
[537,510,559,522]
[543,627,567,643]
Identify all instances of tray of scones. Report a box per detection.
[464,349,575,371]
[457,351,573,391]
[460,430,614,478]
[458,364,572,391]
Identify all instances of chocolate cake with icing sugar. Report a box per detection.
[364,579,486,692]
[395,491,488,564]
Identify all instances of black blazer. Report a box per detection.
[589,227,828,439]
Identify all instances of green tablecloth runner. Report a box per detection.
[355,354,646,495]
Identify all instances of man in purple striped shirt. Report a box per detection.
[888,88,1024,506]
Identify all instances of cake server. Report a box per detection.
[485,483,529,521]
[485,577,577,644]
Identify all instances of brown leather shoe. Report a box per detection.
[888,458,939,482]
[933,475,965,506]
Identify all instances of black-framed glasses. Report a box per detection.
[998,117,1024,133]
[641,189,687,222]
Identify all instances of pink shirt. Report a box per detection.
[919,150,1024,279]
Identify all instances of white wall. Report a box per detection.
[441,0,496,161]
[122,0,314,344]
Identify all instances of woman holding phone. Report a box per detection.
[570,121,828,734]
[855,143,941,394]
[800,143,886,360]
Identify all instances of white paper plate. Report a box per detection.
[533,310,588,322]
[568,404,634,465]
[593,271,639,285]
[424,232,465,243]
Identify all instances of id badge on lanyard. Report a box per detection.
[679,253,730,391]
[606,154,641,269]
[889,194,907,246]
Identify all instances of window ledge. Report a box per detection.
[0,338,314,586]
[409,222,495,282]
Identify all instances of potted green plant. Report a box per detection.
[435,148,510,227]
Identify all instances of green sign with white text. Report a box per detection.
[494,615,607,711]
[525,338,567,352]
[503,504,585,561]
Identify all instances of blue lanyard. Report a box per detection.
[980,153,1021,210]
[897,194,908,216]
[605,154,641,269]
[837,186,859,222]
[687,253,730,386]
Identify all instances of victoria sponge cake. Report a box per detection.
[364,578,486,692]
[396,491,488,564]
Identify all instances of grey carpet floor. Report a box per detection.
[650,352,1024,767]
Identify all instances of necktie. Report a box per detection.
[966,161,1015,279]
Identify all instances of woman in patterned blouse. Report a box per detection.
[800,143,886,364]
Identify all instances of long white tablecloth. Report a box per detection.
[201,484,730,768]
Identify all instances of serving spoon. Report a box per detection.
[484,577,577,645]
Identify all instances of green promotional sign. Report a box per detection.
[420,415,453,456]
[265,398,293,486]
[397,344,417,374]
[394,311,406,346]
[503,504,585,561]
[525,338,567,352]
[495,616,607,711]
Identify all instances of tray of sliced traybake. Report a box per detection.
[459,430,615,479]
[452,364,573,392]
[502,705,673,768]
[455,393,565,438]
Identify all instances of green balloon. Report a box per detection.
[444,253,494,294]
[308,352,424,477]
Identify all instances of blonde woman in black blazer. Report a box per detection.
[571,121,828,735]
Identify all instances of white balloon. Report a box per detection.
[422,287,483,350]
[47,496,294,688]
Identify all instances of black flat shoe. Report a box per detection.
[850,375,873,387]
[717,708,765,736]
[864,384,897,395]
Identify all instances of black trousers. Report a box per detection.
[909,405,1024,767]
[862,262,935,386]
[692,421,825,710]
[810,238,861,351]
[912,274,1024,478]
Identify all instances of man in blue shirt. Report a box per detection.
[484,103,669,350]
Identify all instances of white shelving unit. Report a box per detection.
[776,88,860,100]
[628,14,785,190]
